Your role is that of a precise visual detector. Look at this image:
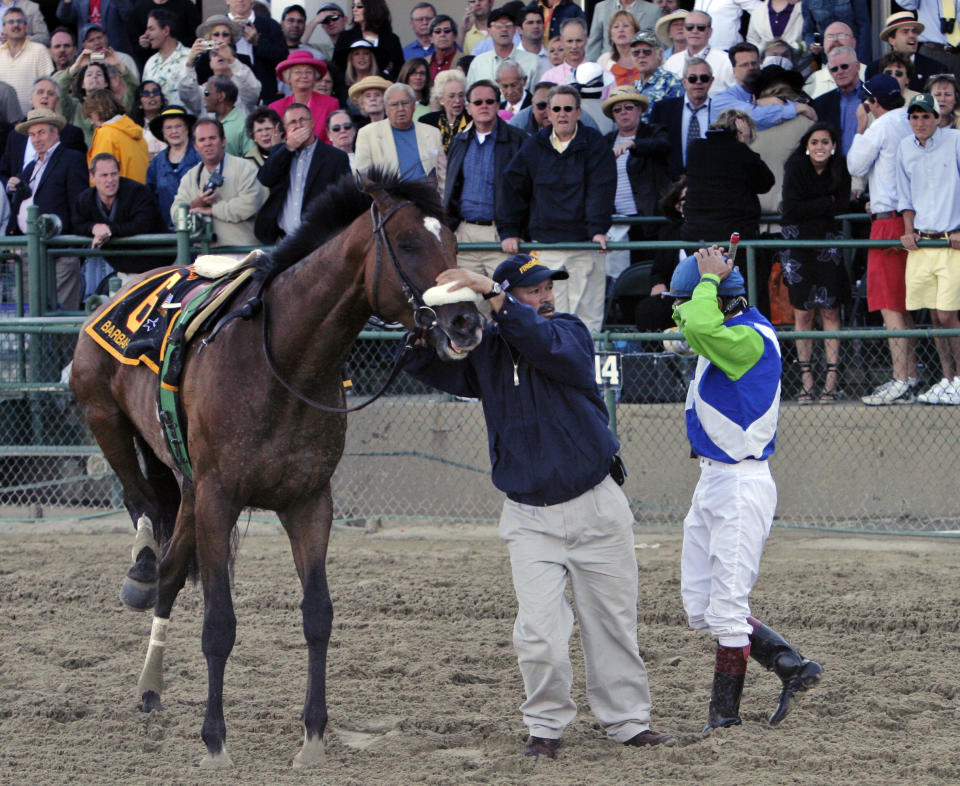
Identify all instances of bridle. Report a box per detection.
[259,197,439,413]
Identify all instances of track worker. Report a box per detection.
[404,255,674,759]
[667,246,823,735]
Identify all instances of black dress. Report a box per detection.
[779,154,852,311]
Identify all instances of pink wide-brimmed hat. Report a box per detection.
[275,49,328,82]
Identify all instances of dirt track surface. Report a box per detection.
[2,518,959,785]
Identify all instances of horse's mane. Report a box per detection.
[253,166,445,284]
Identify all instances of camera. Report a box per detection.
[941,17,956,34]
[203,171,224,192]
[90,51,106,62]
[813,32,822,46]
[200,39,218,50]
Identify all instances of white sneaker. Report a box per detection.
[917,377,960,405]
[861,379,915,406]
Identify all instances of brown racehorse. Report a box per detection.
[69,170,484,768]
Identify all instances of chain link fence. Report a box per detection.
[1,318,957,534]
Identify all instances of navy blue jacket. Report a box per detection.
[7,144,88,235]
[404,295,618,506]
[443,117,528,231]
[499,122,616,242]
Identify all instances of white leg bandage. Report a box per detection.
[137,615,169,696]
[131,515,159,562]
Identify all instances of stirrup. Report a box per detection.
[795,361,815,404]
[820,363,840,403]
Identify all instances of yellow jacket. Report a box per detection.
[88,115,149,184]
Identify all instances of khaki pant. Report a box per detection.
[55,256,83,311]
[455,222,503,278]
[499,476,653,742]
[534,247,606,333]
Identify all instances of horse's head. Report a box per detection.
[364,177,483,361]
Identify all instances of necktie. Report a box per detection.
[687,107,702,150]
[944,0,960,47]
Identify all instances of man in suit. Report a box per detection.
[6,108,88,310]
[225,0,288,105]
[650,56,716,180]
[355,84,445,192]
[0,77,85,186]
[445,79,527,278]
[496,59,530,121]
[866,11,943,94]
[254,103,350,244]
[812,46,863,155]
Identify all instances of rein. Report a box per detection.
[259,199,435,414]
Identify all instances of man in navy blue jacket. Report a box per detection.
[499,84,616,333]
[405,254,674,759]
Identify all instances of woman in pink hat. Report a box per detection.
[268,50,340,143]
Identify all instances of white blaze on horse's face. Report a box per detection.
[423,217,444,245]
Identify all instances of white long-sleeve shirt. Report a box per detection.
[846,108,912,214]
[693,0,762,52]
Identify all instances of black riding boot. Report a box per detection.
[747,617,823,726]
[702,643,747,737]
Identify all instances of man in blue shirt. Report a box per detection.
[403,2,436,61]
[405,255,675,758]
[812,45,863,155]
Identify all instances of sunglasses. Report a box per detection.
[550,104,576,112]
[884,68,905,77]
[686,73,712,83]
[631,47,655,56]
[320,15,340,24]
[470,97,497,106]
[828,62,852,73]
[141,88,162,96]
[432,27,453,34]
[330,122,354,132]
[534,100,548,110]
[684,23,708,31]
[612,103,638,113]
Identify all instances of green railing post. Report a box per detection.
[600,332,618,438]
[25,205,42,318]
[175,203,191,266]
[745,245,757,307]
[200,216,213,255]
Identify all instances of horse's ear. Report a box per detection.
[357,171,377,194]
[423,168,439,193]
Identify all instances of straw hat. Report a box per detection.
[655,11,688,48]
[880,11,924,41]
[15,108,66,135]
[196,14,243,43]
[347,74,394,104]
[601,85,649,118]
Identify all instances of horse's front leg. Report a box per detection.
[194,485,240,769]
[281,486,335,768]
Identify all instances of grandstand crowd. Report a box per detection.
[1,0,959,405]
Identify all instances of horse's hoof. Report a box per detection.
[120,576,157,611]
[292,734,326,768]
[139,690,163,713]
[198,748,233,769]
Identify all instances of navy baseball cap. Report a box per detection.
[667,254,745,298]
[863,74,901,103]
[493,254,569,290]
[317,2,345,16]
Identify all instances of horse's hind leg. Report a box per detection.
[281,486,335,768]
[137,486,197,713]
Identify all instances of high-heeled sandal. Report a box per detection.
[820,362,840,404]
[796,361,815,404]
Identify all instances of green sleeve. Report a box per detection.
[674,274,764,381]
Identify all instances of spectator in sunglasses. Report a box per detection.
[629,31,682,123]
[876,51,919,104]
[802,22,867,100]
[466,6,544,89]
[302,3,349,58]
[663,11,735,97]
[812,46,863,154]
[325,108,357,166]
[444,78,527,279]
[426,15,460,80]
[650,57,717,180]
[500,83,617,332]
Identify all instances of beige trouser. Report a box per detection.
[499,475,653,742]
[534,247,606,333]
[455,221,504,278]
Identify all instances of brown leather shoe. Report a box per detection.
[623,729,675,747]
[522,735,561,758]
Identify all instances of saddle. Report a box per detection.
[86,251,266,480]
